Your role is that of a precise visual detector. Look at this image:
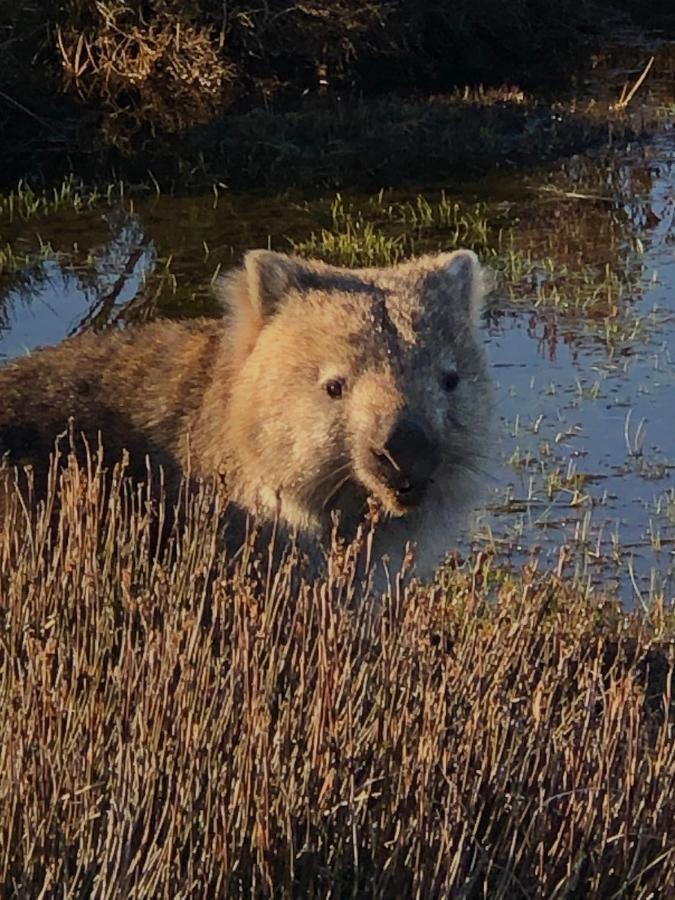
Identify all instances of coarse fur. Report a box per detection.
[0,250,493,584]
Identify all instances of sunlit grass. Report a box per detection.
[288,191,645,332]
[0,175,130,224]
[0,175,648,330]
[290,192,494,266]
[290,195,407,266]
[0,457,673,896]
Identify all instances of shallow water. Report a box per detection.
[1,38,674,606]
[482,140,675,602]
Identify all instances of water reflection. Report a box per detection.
[480,131,675,606]
[0,216,155,359]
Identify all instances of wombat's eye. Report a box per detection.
[442,370,460,392]
[325,378,345,400]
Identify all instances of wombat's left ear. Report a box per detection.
[437,249,486,325]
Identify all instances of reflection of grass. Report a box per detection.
[484,340,675,609]
[1,460,674,896]
[0,240,62,339]
[0,238,57,282]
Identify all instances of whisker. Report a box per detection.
[484,393,514,411]
[322,473,353,510]
[444,443,500,465]
[452,461,498,482]
[459,450,500,465]
[305,460,352,496]
[370,444,400,472]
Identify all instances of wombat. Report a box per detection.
[0,249,492,583]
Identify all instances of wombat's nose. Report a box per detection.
[373,417,439,504]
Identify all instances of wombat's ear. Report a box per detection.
[217,250,302,363]
[244,250,300,319]
[435,249,486,325]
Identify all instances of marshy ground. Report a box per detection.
[0,21,674,900]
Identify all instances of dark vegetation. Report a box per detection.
[1,1,672,189]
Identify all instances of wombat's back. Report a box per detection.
[0,319,224,493]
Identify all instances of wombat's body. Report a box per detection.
[0,250,492,582]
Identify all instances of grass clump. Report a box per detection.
[290,192,495,267]
[290,195,407,266]
[0,459,674,896]
[56,5,238,152]
[0,176,128,224]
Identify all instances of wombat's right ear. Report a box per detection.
[219,250,299,320]
[217,250,301,361]
[243,250,300,319]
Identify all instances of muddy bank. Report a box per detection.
[1,3,673,190]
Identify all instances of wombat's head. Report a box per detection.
[221,250,491,533]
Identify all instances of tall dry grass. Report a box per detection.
[0,457,674,897]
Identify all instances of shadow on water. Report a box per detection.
[1,38,674,607]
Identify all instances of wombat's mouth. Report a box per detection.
[352,440,435,519]
[358,418,439,517]
[366,477,429,517]
[394,479,427,508]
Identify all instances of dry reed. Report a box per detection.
[0,456,673,897]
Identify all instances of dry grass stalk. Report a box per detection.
[56,4,237,149]
[613,55,656,110]
[0,457,674,897]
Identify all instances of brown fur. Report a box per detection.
[0,250,492,582]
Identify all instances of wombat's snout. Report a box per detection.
[371,416,439,508]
